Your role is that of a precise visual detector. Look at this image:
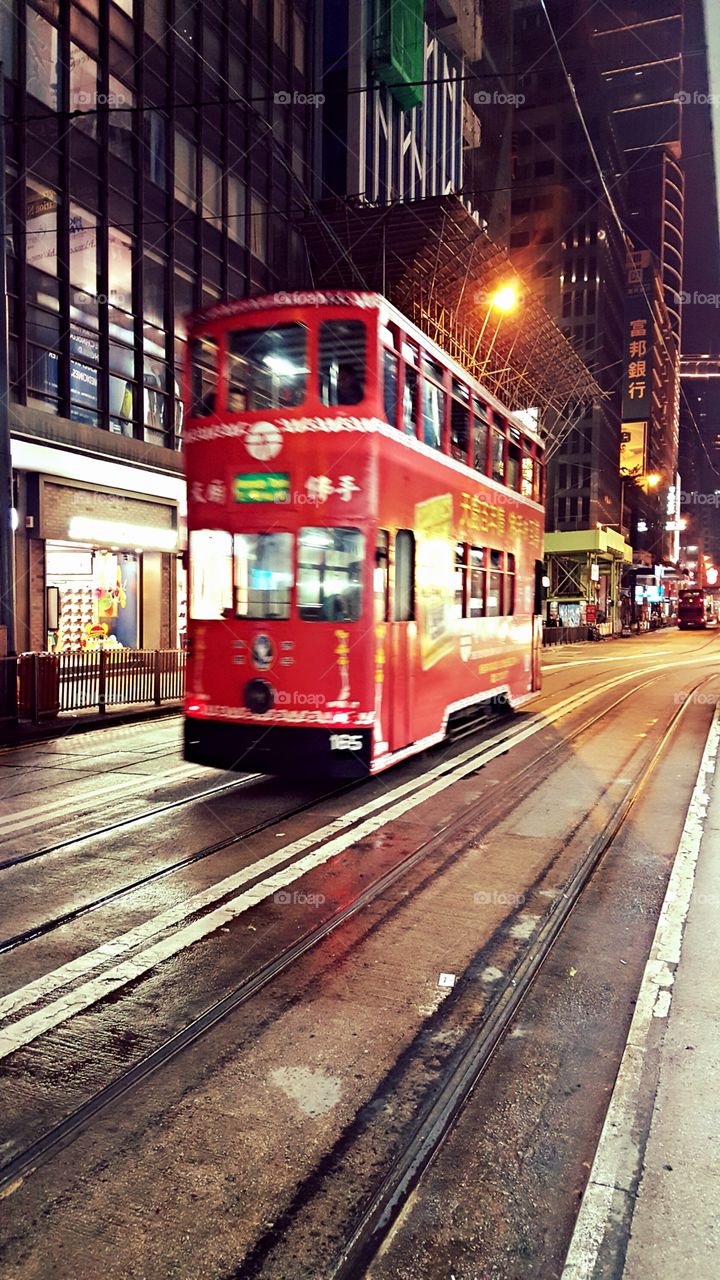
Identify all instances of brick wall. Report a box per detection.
[42,483,175,540]
[28,539,46,652]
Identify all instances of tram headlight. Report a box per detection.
[244,678,275,714]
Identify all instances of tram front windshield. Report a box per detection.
[190,319,368,416]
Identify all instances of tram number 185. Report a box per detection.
[330,733,364,751]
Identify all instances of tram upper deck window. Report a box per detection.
[190,335,219,417]
[297,527,364,622]
[473,401,489,473]
[319,320,366,406]
[450,379,470,463]
[491,423,505,485]
[401,343,419,437]
[234,533,292,620]
[226,323,307,411]
[507,426,522,492]
[521,450,534,499]
[383,348,399,428]
[422,356,445,449]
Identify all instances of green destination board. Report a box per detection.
[234,473,290,503]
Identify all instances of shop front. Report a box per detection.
[12,442,185,654]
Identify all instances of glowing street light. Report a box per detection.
[472,282,521,368]
[491,283,520,313]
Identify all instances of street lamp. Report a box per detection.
[472,283,520,366]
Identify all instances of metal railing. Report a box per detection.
[542,625,596,646]
[2,649,186,724]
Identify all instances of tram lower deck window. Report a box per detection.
[297,527,364,621]
[235,533,293,619]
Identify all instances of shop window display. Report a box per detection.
[46,545,139,650]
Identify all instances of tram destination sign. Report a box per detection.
[234,473,290,503]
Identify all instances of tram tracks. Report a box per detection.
[0,662,657,963]
[327,681,713,1280]
[235,674,718,1280]
[0,775,363,956]
[0,661,687,1198]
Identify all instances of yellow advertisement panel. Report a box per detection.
[619,420,647,477]
[415,493,456,670]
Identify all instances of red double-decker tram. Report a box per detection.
[183,291,545,778]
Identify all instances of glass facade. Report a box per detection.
[4,0,314,452]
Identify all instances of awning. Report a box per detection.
[301,196,601,431]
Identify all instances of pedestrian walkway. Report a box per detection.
[621,724,720,1278]
[563,707,720,1280]
[0,699,181,748]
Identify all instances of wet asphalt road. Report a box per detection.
[0,628,719,1279]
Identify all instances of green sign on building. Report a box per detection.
[371,0,425,111]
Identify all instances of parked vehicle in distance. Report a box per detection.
[677,589,717,630]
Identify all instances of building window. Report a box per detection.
[108,225,133,312]
[144,252,166,329]
[109,374,134,436]
[227,175,246,244]
[202,154,223,230]
[26,180,58,283]
[26,10,60,111]
[69,203,99,328]
[144,110,168,189]
[293,13,306,73]
[250,193,267,262]
[108,77,135,165]
[175,132,197,207]
[70,322,100,428]
[70,44,98,139]
[0,0,17,79]
[274,0,288,51]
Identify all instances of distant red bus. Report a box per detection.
[678,589,717,630]
[182,291,545,778]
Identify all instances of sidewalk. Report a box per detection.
[621,721,720,1278]
[0,700,181,748]
[563,708,720,1280]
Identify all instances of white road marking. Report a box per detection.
[0,667,654,1058]
[561,706,720,1279]
[544,651,674,669]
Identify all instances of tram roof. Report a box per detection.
[189,289,544,447]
